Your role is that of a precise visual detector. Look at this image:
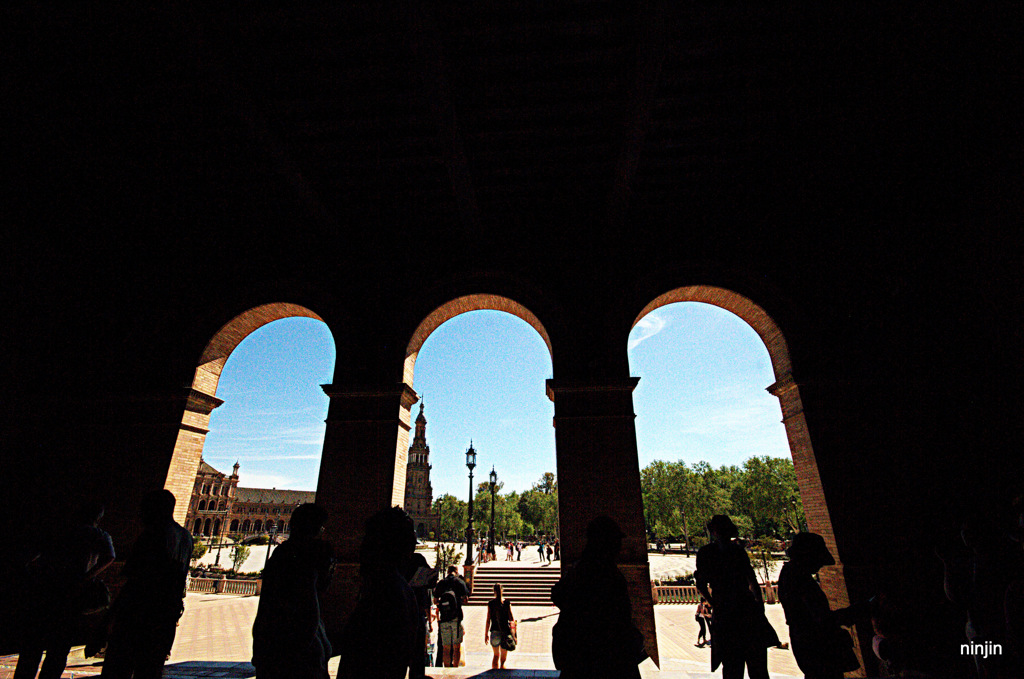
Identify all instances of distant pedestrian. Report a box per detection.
[252,503,334,679]
[516,542,521,561]
[695,515,779,679]
[551,516,646,679]
[547,543,554,562]
[538,542,547,564]
[15,500,115,679]
[484,583,516,670]
[336,506,420,679]
[553,539,560,561]
[695,596,711,647]
[101,489,192,679]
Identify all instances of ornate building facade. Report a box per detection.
[404,402,440,539]
[185,458,315,538]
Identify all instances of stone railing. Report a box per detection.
[188,577,261,596]
[652,583,777,604]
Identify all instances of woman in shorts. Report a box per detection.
[484,583,515,669]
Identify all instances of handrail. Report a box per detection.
[652,583,777,604]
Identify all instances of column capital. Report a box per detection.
[322,382,419,409]
[545,377,640,402]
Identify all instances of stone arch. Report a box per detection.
[230,519,239,532]
[203,518,211,536]
[389,294,557,511]
[254,520,263,532]
[162,303,332,526]
[213,519,221,536]
[193,518,202,534]
[198,500,206,511]
[242,519,251,532]
[404,294,554,388]
[632,285,846,605]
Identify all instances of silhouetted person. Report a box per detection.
[433,564,470,667]
[252,503,333,679]
[695,514,779,679]
[777,532,863,679]
[336,506,420,679]
[15,500,115,679]
[400,550,437,678]
[939,511,1017,679]
[101,489,191,679]
[551,515,646,679]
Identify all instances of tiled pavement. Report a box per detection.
[0,553,801,678]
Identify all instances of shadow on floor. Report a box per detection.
[161,661,255,678]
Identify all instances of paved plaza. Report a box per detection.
[0,552,800,678]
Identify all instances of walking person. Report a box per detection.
[538,541,546,564]
[101,489,192,679]
[695,596,711,647]
[516,542,521,561]
[252,503,334,679]
[695,515,779,679]
[484,584,516,669]
[553,538,560,561]
[15,500,115,679]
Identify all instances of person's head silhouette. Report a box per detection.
[707,514,738,542]
[140,489,176,527]
[290,503,328,539]
[359,506,416,573]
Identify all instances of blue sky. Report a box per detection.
[200,303,790,496]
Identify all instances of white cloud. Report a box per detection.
[236,472,301,490]
[628,313,668,351]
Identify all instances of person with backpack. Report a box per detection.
[433,565,469,667]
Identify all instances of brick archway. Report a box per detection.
[404,294,554,387]
[633,286,851,641]
[163,303,329,525]
[390,294,556,510]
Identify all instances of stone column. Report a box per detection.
[546,377,659,667]
[315,382,418,647]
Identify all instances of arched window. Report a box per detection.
[193,518,202,534]
[254,520,263,532]
[198,500,206,511]
[277,520,285,532]
[203,518,211,536]
[213,519,221,536]
[230,519,239,531]
[242,519,251,531]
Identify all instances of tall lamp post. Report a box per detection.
[464,442,477,568]
[489,467,497,547]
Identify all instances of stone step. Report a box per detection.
[467,566,561,606]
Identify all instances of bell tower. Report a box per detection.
[404,400,439,538]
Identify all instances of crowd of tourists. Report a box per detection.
[11,493,1023,679]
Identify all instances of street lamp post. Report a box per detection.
[214,523,225,565]
[489,467,497,548]
[263,522,278,570]
[465,442,477,568]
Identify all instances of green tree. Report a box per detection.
[435,542,464,573]
[231,544,250,573]
[433,494,467,541]
[732,456,804,537]
[191,540,208,564]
